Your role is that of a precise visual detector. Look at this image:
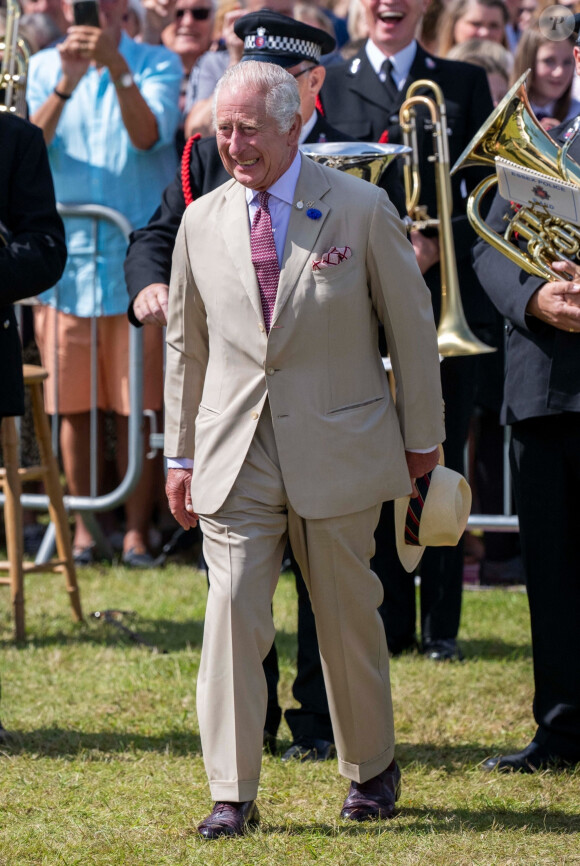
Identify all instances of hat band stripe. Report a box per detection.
[404,472,432,546]
[244,33,322,62]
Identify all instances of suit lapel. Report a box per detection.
[272,155,330,326]
[346,50,393,113]
[220,180,264,322]
[345,44,442,116]
[407,45,440,90]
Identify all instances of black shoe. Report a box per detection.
[281,737,336,762]
[73,545,96,566]
[122,547,156,569]
[482,741,579,773]
[389,636,419,657]
[422,638,464,662]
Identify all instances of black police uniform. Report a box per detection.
[0,112,66,741]
[472,119,580,765]
[0,113,66,419]
[321,43,496,655]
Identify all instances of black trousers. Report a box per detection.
[510,414,580,758]
[372,354,477,648]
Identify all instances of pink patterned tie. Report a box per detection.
[250,191,280,334]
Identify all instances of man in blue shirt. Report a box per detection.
[27,0,182,566]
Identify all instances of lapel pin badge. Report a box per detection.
[296,200,304,210]
[307,208,322,220]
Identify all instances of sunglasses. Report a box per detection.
[175,7,212,20]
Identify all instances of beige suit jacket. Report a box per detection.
[164,154,445,519]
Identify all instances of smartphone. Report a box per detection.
[73,0,100,27]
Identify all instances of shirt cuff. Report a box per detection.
[406,446,437,454]
[166,457,194,469]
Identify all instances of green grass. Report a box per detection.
[1,565,579,865]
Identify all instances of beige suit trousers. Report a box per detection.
[197,407,395,802]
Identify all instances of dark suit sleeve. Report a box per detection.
[472,187,545,330]
[0,120,66,304]
[124,161,191,327]
[378,161,406,219]
[449,66,494,259]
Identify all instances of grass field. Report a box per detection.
[1,562,578,865]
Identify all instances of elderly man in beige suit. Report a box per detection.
[164,60,445,838]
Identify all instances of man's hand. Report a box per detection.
[166,467,198,530]
[405,447,440,498]
[133,283,169,326]
[141,0,178,43]
[58,28,92,86]
[410,230,440,275]
[222,8,246,65]
[526,261,580,332]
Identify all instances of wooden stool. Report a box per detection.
[0,365,83,641]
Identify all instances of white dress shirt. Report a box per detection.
[365,38,417,92]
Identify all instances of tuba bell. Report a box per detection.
[399,80,495,356]
[1,0,30,118]
[451,70,580,282]
[299,140,410,186]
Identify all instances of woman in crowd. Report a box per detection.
[512,24,579,130]
[437,0,509,57]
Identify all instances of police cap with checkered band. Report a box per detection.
[235,9,336,69]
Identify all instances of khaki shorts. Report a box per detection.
[34,306,164,416]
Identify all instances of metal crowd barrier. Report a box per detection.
[2,204,145,563]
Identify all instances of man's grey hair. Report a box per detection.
[213,61,301,134]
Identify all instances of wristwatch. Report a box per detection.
[114,72,134,90]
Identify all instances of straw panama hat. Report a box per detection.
[394,465,472,573]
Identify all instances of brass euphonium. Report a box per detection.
[451,70,580,282]
[400,79,495,356]
[1,0,30,117]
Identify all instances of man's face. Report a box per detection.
[361,0,428,55]
[216,84,301,190]
[287,61,326,124]
[172,0,214,57]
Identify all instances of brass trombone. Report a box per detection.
[400,79,495,356]
[1,0,30,117]
[451,71,580,282]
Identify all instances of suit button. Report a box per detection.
[258,323,265,332]
[3,320,9,329]
[251,411,259,420]
[266,367,275,375]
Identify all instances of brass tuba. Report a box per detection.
[399,79,495,356]
[299,140,410,186]
[451,71,580,282]
[1,0,30,117]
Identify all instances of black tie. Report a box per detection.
[381,58,399,103]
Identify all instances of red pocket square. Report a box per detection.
[312,246,352,271]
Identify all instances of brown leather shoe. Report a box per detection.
[340,760,401,821]
[197,801,260,839]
